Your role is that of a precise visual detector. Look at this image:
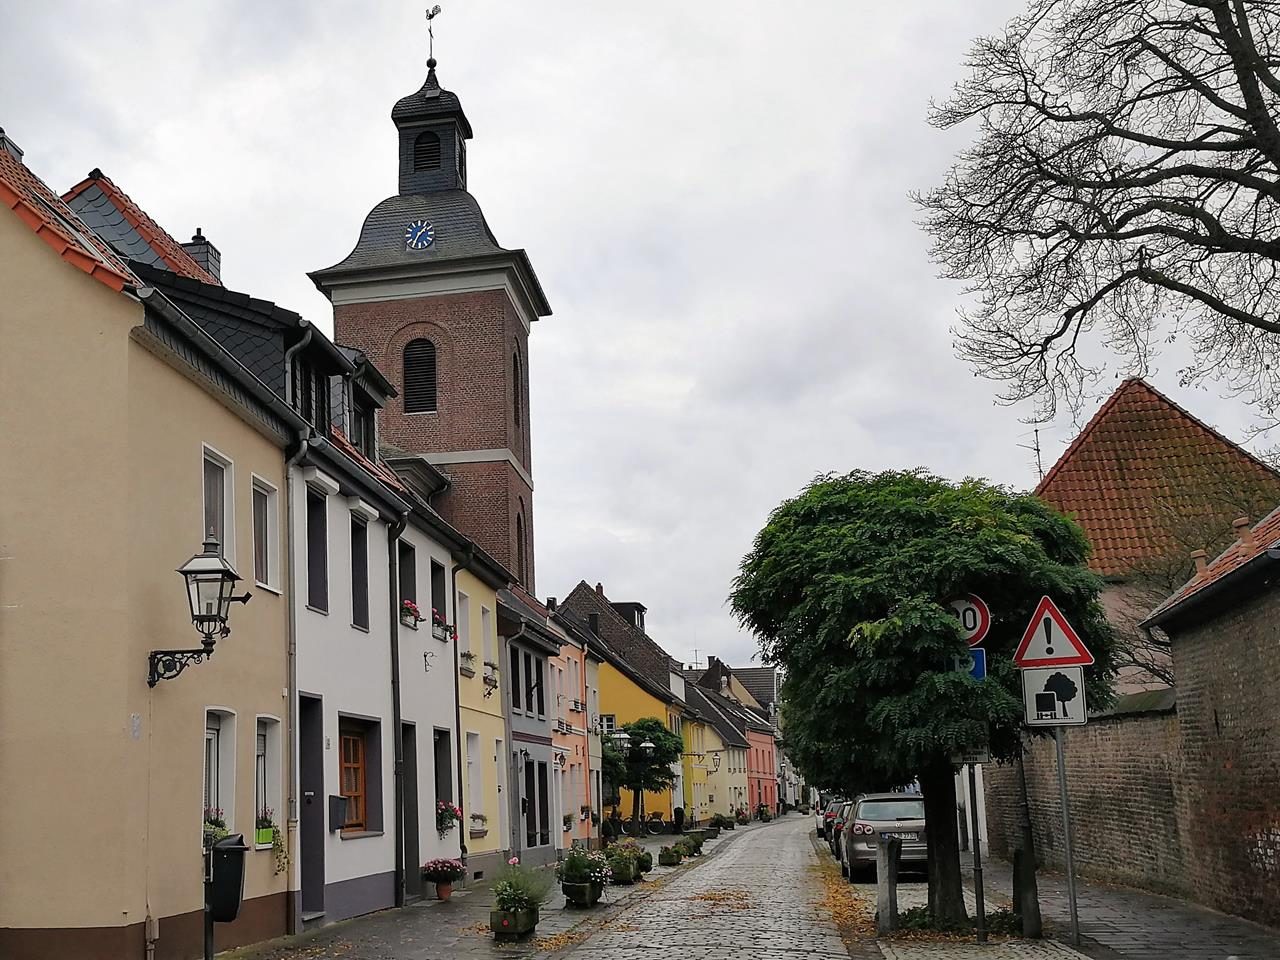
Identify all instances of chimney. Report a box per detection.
[595,582,604,596]
[1233,516,1256,552]
[1190,549,1208,577]
[182,228,221,284]
[546,597,557,612]
[588,612,600,635]
[0,127,24,163]
[719,676,729,695]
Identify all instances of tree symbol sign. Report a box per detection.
[1043,671,1079,717]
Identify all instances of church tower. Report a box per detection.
[311,56,551,590]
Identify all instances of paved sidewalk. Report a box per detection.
[226,820,774,959]
[968,853,1280,960]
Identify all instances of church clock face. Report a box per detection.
[404,220,435,250]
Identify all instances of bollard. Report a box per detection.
[875,836,902,935]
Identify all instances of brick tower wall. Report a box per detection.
[333,288,534,588]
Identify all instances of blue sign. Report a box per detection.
[953,648,987,681]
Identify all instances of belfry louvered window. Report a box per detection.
[414,131,441,171]
[403,338,438,413]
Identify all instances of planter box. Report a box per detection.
[658,851,681,867]
[469,827,488,839]
[724,821,736,830]
[686,829,706,844]
[431,623,450,642]
[609,860,636,885]
[705,826,721,839]
[561,881,604,907]
[255,827,275,846]
[400,615,419,629]
[459,664,476,677]
[491,907,538,940]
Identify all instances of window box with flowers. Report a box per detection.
[431,607,452,642]
[256,808,278,847]
[459,650,477,677]
[401,599,424,628]
[469,812,489,838]
[203,808,228,847]
[437,800,463,838]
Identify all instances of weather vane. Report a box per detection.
[426,5,442,62]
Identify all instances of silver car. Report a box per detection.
[841,793,927,879]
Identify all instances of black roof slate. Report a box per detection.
[67,183,163,267]
[392,64,474,138]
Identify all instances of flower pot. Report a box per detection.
[491,907,539,940]
[436,881,453,901]
[400,615,418,628]
[561,881,603,907]
[431,623,450,641]
[725,821,736,830]
[705,826,721,839]
[636,852,653,873]
[610,860,636,885]
[255,827,275,846]
[658,851,681,867]
[686,829,706,844]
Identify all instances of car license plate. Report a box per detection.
[881,832,918,841]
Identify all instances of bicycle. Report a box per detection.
[645,811,666,835]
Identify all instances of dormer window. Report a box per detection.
[414,131,441,171]
[404,339,438,413]
[350,397,376,458]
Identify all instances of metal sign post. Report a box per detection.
[1054,727,1081,947]
[967,762,987,943]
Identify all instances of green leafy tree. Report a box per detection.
[730,469,1116,925]
[602,717,685,826]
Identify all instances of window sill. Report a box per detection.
[306,604,330,616]
[255,842,273,852]
[340,830,384,841]
[351,622,370,634]
[256,581,283,596]
[400,618,420,630]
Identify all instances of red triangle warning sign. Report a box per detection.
[1013,596,1094,668]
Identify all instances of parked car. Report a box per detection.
[829,800,854,858]
[841,793,927,880]
[820,798,843,843]
[814,796,832,834]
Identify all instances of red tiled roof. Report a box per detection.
[329,428,411,497]
[0,149,134,292]
[63,170,218,284]
[1036,379,1280,578]
[1147,507,1280,622]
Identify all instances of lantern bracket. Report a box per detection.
[148,645,215,688]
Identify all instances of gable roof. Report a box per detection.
[732,666,778,710]
[1144,505,1280,627]
[684,684,749,748]
[1036,378,1280,578]
[0,140,134,292]
[561,582,682,698]
[64,169,219,285]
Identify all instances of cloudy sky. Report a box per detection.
[4,2,1270,669]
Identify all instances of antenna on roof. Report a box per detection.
[425,5,442,62]
[1017,427,1046,481]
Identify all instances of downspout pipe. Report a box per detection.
[507,621,529,859]
[388,511,409,907]
[284,437,310,933]
[450,546,474,863]
[284,328,313,406]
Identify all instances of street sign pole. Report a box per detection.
[1054,728,1080,947]
[967,762,986,943]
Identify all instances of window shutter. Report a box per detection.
[403,339,438,413]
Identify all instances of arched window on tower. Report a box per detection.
[403,338,438,413]
[414,131,441,171]
[515,513,527,584]
[512,351,522,427]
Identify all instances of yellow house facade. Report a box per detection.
[597,660,677,820]
[687,685,751,818]
[455,564,510,879]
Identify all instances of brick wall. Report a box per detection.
[984,711,1188,898]
[985,570,1280,926]
[333,288,534,588]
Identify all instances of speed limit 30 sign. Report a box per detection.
[949,594,991,647]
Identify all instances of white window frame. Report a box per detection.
[600,714,616,736]
[466,731,482,817]
[202,444,235,564]
[251,475,280,592]
[481,606,494,664]
[255,715,283,848]
[458,592,471,656]
[204,707,237,833]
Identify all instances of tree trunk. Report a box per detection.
[920,759,968,926]
[631,782,643,826]
[1013,737,1043,938]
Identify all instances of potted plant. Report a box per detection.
[459,650,477,676]
[401,598,424,627]
[563,813,574,833]
[735,809,750,826]
[431,607,452,642]
[705,822,721,839]
[580,804,592,822]
[469,812,489,838]
[557,848,611,907]
[491,857,553,940]
[203,807,228,846]
[636,849,653,874]
[436,800,463,838]
[422,858,466,901]
[607,846,638,885]
[255,808,277,846]
[658,845,681,867]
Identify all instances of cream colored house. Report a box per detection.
[0,136,304,958]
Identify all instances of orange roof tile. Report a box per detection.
[63,170,218,284]
[0,147,134,293]
[1147,507,1280,622]
[1036,379,1280,578]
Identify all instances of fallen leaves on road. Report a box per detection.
[690,888,754,910]
[812,859,876,941]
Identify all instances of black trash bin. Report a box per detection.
[209,834,250,923]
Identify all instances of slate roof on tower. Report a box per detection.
[63,170,218,284]
[1035,378,1280,579]
[391,59,473,136]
